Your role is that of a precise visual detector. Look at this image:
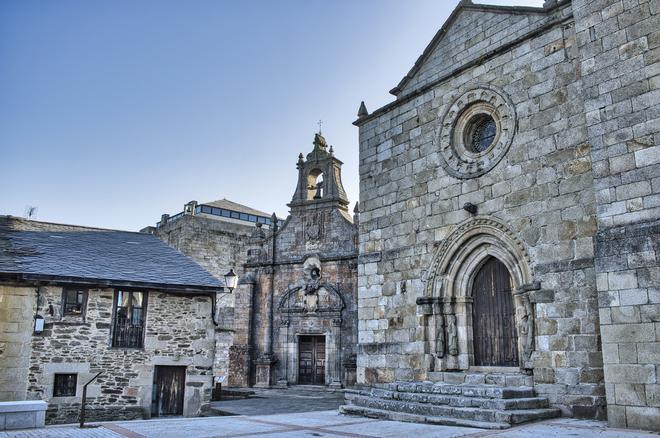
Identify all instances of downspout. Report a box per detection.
[265,213,278,357]
[211,291,218,326]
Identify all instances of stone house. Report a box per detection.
[345,0,659,431]
[146,133,359,389]
[0,216,223,424]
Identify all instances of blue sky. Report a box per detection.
[0,0,543,231]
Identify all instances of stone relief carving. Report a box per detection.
[441,300,458,357]
[278,258,345,317]
[518,292,535,362]
[435,310,445,357]
[305,212,325,242]
[446,314,458,357]
[302,257,322,313]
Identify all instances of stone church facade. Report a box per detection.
[346,0,659,431]
[239,133,358,388]
[147,134,359,390]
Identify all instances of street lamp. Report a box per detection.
[224,268,238,293]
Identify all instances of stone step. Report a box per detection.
[352,381,535,399]
[345,395,560,426]
[347,389,548,410]
[428,371,534,387]
[339,405,512,430]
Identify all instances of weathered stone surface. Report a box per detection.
[0,286,35,402]
[22,286,215,424]
[353,0,659,430]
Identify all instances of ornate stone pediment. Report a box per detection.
[278,284,345,315]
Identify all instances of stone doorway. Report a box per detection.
[298,335,325,385]
[471,257,518,367]
[152,365,186,417]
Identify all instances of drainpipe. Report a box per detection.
[264,213,278,358]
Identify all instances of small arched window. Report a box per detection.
[307,169,324,200]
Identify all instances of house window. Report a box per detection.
[53,373,77,397]
[63,288,87,315]
[112,290,147,348]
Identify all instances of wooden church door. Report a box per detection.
[471,257,519,367]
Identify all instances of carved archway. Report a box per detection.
[277,283,345,386]
[421,217,534,371]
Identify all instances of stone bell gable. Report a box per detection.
[273,133,357,261]
[289,132,350,212]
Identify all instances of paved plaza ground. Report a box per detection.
[2,388,657,438]
[1,410,658,438]
[209,387,345,416]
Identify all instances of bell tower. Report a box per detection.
[288,133,350,212]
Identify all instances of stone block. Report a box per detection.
[625,406,660,431]
[608,271,638,290]
[607,404,627,428]
[637,342,660,364]
[646,385,660,407]
[610,306,641,324]
[601,323,656,344]
[615,383,647,406]
[603,364,656,384]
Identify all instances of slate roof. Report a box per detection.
[0,216,222,293]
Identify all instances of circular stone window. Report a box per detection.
[437,87,516,179]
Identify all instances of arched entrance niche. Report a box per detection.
[420,217,533,372]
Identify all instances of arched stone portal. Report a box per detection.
[419,217,534,372]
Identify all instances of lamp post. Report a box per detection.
[212,268,238,400]
[224,268,238,293]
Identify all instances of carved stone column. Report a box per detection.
[444,301,458,357]
[416,296,435,372]
[514,282,542,370]
[329,317,343,388]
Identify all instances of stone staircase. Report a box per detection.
[340,372,561,429]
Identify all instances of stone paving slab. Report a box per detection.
[1,410,658,438]
[209,387,345,416]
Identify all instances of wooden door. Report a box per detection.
[152,366,186,416]
[472,257,519,367]
[298,335,326,385]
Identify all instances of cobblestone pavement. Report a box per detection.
[1,410,658,438]
[209,387,345,416]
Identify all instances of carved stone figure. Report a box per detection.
[303,292,318,313]
[435,314,445,357]
[518,294,534,361]
[446,314,458,356]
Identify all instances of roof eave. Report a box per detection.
[0,272,223,295]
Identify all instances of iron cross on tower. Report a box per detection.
[317,120,323,134]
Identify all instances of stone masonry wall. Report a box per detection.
[571,0,659,430]
[152,215,255,383]
[357,2,606,417]
[0,285,35,401]
[27,286,215,424]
